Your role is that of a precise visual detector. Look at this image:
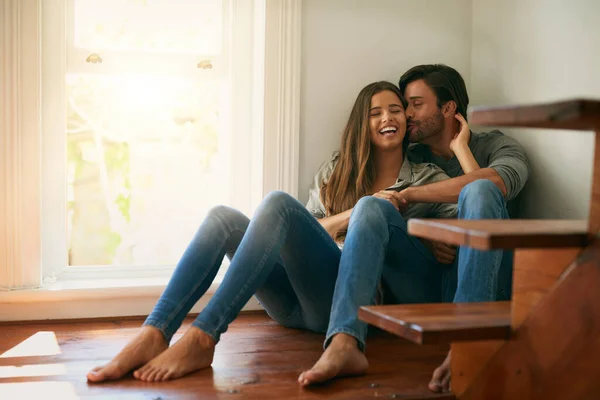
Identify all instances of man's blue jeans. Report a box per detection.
[443,179,513,303]
[144,191,448,351]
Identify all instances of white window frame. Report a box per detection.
[41,0,261,283]
[0,0,301,321]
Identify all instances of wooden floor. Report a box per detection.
[0,312,452,399]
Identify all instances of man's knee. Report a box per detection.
[459,179,502,203]
[458,179,505,218]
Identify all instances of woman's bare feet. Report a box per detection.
[133,326,216,382]
[87,325,168,383]
[429,350,451,393]
[298,333,368,386]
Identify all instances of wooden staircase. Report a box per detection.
[359,99,600,399]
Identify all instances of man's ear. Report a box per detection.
[441,101,457,117]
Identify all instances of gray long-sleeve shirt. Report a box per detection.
[407,130,530,215]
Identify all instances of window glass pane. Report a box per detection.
[66,73,229,266]
[74,0,222,54]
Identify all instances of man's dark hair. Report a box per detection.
[398,64,469,120]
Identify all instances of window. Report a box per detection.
[42,0,262,281]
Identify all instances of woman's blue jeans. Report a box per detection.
[144,191,447,350]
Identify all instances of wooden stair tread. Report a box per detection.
[469,98,600,130]
[407,219,588,250]
[359,302,511,345]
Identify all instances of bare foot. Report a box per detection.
[133,326,216,382]
[429,350,451,393]
[87,325,168,383]
[297,333,368,386]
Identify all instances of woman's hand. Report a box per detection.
[373,190,408,212]
[449,113,471,154]
[449,113,480,174]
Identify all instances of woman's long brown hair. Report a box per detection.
[320,82,407,227]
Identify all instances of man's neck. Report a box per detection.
[425,119,459,160]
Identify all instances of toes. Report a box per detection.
[139,366,154,382]
[146,368,160,382]
[428,367,444,392]
[301,369,327,386]
[86,369,105,383]
[428,380,442,393]
[155,369,168,381]
[87,364,122,383]
[161,370,174,381]
[298,371,307,385]
[133,365,149,380]
[441,371,452,392]
[298,370,317,386]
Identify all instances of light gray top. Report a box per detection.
[306,152,458,220]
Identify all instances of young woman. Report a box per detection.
[87,81,457,386]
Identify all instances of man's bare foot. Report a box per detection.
[133,326,216,382]
[429,350,451,393]
[87,326,168,383]
[297,333,368,386]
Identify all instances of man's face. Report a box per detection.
[403,79,444,143]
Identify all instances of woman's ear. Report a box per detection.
[442,101,457,117]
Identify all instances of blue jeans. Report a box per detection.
[144,191,447,350]
[443,179,514,303]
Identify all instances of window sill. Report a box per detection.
[0,277,261,322]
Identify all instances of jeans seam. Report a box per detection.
[387,220,438,262]
[212,211,287,333]
[159,225,247,335]
[281,206,342,326]
[488,250,502,300]
[211,203,339,334]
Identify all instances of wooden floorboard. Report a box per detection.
[0,312,451,399]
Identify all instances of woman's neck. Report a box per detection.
[372,147,404,184]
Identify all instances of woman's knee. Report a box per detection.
[205,205,249,235]
[260,190,298,212]
[207,204,241,222]
[351,195,396,223]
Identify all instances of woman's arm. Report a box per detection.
[318,208,353,238]
[450,114,480,174]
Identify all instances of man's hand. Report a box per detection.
[449,113,471,154]
[373,190,409,213]
[423,240,457,264]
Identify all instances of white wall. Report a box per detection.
[470,0,600,219]
[299,0,473,204]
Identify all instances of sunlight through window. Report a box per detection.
[0,332,61,358]
[0,363,67,379]
[0,382,78,400]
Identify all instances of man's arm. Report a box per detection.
[401,168,507,204]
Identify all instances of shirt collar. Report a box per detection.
[397,155,413,183]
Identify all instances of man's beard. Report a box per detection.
[409,111,444,143]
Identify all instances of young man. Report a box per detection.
[397,64,530,393]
